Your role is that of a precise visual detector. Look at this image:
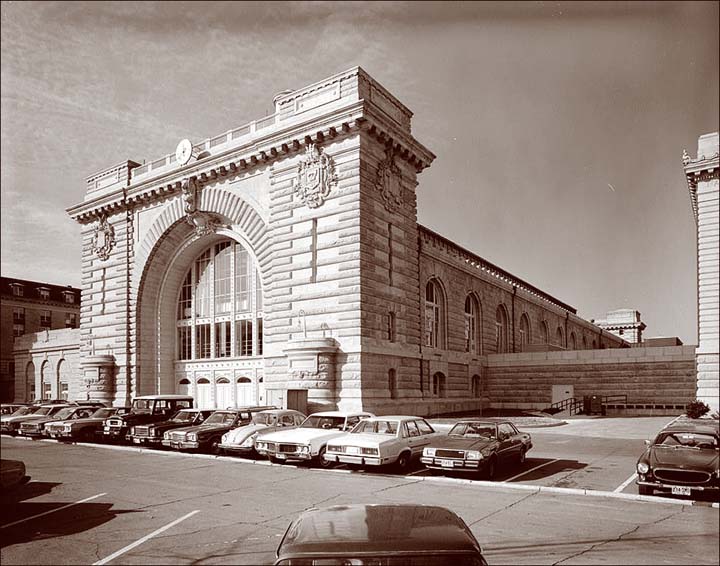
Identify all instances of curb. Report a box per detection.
[2,434,717,509]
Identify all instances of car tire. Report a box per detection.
[638,485,653,496]
[485,456,497,480]
[317,447,333,468]
[209,437,222,455]
[396,451,411,472]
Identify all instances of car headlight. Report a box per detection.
[130,427,136,435]
[256,441,266,450]
[240,434,256,447]
[299,445,310,453]
[424,448,436,457]
[465,451,482,460]
[163,432,171,440]
[64,425,72,432]
[187,433,197,441]
[637,462,649,474]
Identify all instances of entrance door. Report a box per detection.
[236,377,253,406]
[216,378,232,409]
[551,384,574,405]
[196,378,212,409]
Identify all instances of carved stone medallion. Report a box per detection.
[91,213,115,260]
[376,147,403,212]
[294,143,337,208]
[187,211,222,238]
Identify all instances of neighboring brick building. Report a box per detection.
[684,132,719,412]
[61,67,627,414]
[0,277,80,402]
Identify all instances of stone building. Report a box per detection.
[684,132,719,412]
[61,67,628,414]
[0,277,80,402]
[592,309,646,344]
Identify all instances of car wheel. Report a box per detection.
[396,451,411,472]
[317,447,333,468]
[518,447,527,464]
[485,456,497,480]
[638,485,653,496]
[209,437,222,455]
[81,429,94,442]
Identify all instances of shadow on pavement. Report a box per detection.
[0,481,62,503]
[0,501,143,548]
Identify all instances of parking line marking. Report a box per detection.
[406,469,428,476]
[1,492,107,530]
[502,459,559,483]
[93,510,200,565]
[615,472,638,493]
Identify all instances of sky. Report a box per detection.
[1,1,718,344]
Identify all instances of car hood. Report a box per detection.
[329,433,396,448]
[649,447,719,470]
[48,417,105,427]
[2,414,42,424]
[427,436,497,452]
[224,423,269,443]
[261,428,344,444]
[13,415,52,424]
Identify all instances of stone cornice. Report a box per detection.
[683,151,719,223]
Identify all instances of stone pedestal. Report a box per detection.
[283,338,339,412]
[80,354,116,406]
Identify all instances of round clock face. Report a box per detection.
[175,139,193,165]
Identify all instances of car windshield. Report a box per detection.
[655,432,718,449]
[301,416,346,430]
[449,422,497,439]
[90,408,115,419]
[11,407,35,417]
[131,400,153,411]
[34,407,53,416]
[171,411,198,423]
[351,420,398,435]
[204,412,237,425]
[252,413,277,425]
[53,408,76,420]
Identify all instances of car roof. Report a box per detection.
[309,411,374,418]
[257,409,304,415]
[134,395,194,400]
[661,419,719,435]
[277,504,480,557]
[364,415,425,421]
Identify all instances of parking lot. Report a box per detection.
[2,416,718,565]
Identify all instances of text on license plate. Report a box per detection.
[440,459,455,468]
[671,486,691,496]
[347,447,360,455]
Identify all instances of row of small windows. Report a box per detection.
[12,308,77,336]
[424,279,601,353]
[388,370,482,400]
[9,283,76,303]
[176,240,263,361]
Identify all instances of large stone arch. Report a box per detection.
[134,187,270,399]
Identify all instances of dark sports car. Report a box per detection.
[421,419,532,479]
[636,417,719,498]
[275,504,488,566]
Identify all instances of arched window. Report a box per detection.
[464,295,480,354]
[40,360,51,400]
[519,313,531,352]
[389,369,397,399]
[540,321,549,345]
[432,372,446,398]
[592,339,597,349]
[177,378,191,396]
[471,375,482,398]
[176,240,263,362]
[25,361,35,402]
[582,336,588,349]
[556,326,564,348]
[57,359,69,401]
[425,279,445,349]
[495,305,509,353]
[569,332,577,350]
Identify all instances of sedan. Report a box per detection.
[325,416,441,471]
[18,405,97,438]
[421,419,532,479]
[45,407,131,441]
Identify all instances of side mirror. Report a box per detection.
[644,439,652,446]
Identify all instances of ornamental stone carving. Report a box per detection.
[294,143,337,208]
[376,147,403,212]
[91,213,115,260]
[181,176,224,238]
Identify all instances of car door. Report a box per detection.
[413,420,436,451]
[497,423,518,462]
[404,420,425,455]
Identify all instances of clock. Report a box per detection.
[175,139,194,165]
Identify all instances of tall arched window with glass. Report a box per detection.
[464,295,479,354]
[519,313,531,352]
[495,305,509,353]
[177,240,263,361]
[425,280,444,348]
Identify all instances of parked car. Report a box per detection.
[421,419,532,479]
[636,417,719,497]
[275,504,488,566]
[0,460,30,492]
[19,405,98,438]
[128,408,215,446]
[255,411,374,467]
[45,407,131,441]
[0,404,29,416]
[218,409,307,456]
[0,405,40,434]
[2,404,76,436]
[325,415,442,471]
[102,395,194,442]
[162,406,275,454]
[68,400,108,408]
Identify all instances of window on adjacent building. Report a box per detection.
[40,310,51,328]
[495,305,509,353]
[65,313,77,328]
[13,307,24,323]
[389,369,397,399]
[425,279,444,349]
[386,311,396,342]
[13,324,24,337]
[38,288,50,300]
[464,295,480,354]
[63,292,75,304]
[432,372,447,398]
[540,321,549,345]
[11,284,23,297]
[569,332,577,350]
[519,313,531,351]
[471,375,482,398]
[176,240,263,361]
[556,326,564,348]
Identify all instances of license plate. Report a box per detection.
[171,442,180,448]
[133,438,142,444]
[671,486,691,496]
[103,426,110,431]
[440,459,455,468]
[347,446,360,455]
[276,453,286,459]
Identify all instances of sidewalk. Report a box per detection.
[519,415,680,439]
